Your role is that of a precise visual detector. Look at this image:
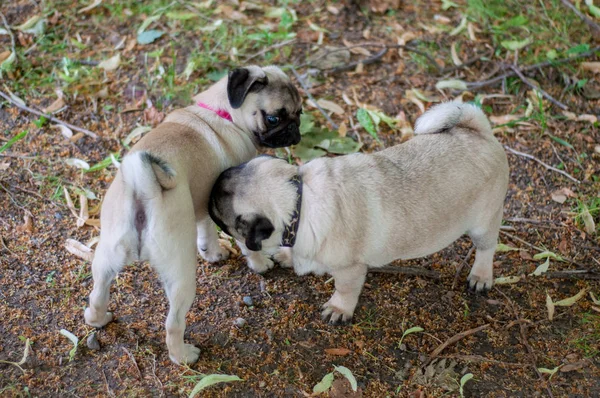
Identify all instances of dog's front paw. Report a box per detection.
[467,270,493,293]
[84,308,114,328]
[321,293,355,325]
[247,256,274,274]
[169,344,200,365]
[273,248,293,268]
[199,244,230,263]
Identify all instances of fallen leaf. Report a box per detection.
[77,194,89,228]
[451,42,462,66]
[551,187,577,204]
[78,0,102,13]
[216,5,248,21]
[546,293,555,321]
[449,16,467,36]
[519,250,533,260]
[501,37,533,51]
[64,239,94,261]
[316,99,345,115]
[530,258,550,276]
[43,97,65,114]
[581,62,600,74]
[65,158,90,170]
[16,215,34,234]
[52,124,73,139]
[590,292,600,305]
[338,122,347,137]
[580,203,596,234]
[496,243,520,252]
[327,5,339,14]
[137,30,164,45]
[405,89,425,114]
[144,103,165,126]
[0,161,10,171]
[494,276,521,285]
[325,348,352,356]
[63,187,78,218]
[560,361,587,373]
[123,125,152,146]
[554,288,587,307]
[435,79,467,91]
[98,54,120,71]
[489,114,523,124]
[342,39,371,56]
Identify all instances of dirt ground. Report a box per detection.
[1,0,599,397]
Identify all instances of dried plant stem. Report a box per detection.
[508,65,568,110]
[426,324,490,363]
[504,145,580,183]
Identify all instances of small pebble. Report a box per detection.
[86,332,100,350]
[234,317,247,328]
[242,296,254,307]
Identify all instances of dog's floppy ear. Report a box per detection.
[243,216,274,252]
[227,67,268,109]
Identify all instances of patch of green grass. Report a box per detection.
[570,313,600,357]
[573,197,600,234]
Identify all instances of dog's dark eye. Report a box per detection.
[266,115,280,126]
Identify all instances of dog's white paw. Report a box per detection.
[169,344,200,365]
[84,308,114,328]
[321,292,355,325]
[467,270,494,292]
[199,244,230,263]
[247,256,274,274]
[273,248,293,268]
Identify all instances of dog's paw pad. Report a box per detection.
[170,344,200,365]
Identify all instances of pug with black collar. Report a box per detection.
[209,102,509,325]
[83,65,303,364]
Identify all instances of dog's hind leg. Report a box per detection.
[197,216,230,263]
[84,240,128,328]
[467,206,503,292]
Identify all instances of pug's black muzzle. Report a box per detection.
[257,121,301,148]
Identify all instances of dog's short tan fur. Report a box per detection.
[84,66,302,364]
[209,103,509,324]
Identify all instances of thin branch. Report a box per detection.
[508,64,568,110]
[0,13,16,60]
[544,270,600,280]
[0,91,99,139]
[560,0,600,36]
[438,354,528,368]
[368,265,440,279]
[290,67,339,130]
[504,145,580,183]
[329,48,388,73]
[466,46,600,89]
[122,347,143,380]
[245,39,297,62]
[426,324,490,363]
[452,246,475,290]
[505,217,559,225]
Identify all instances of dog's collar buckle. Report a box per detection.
[197,102,233,122]
[281,174,302,248]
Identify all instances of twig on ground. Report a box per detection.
[452,246,475,290]
[122,347,143,380]
[439,354,528,368]
[290,67,339,130]
[0,182,34,217]
[560,0,600,37]
[499,230,586,268]
[466,46,600,89]
[0,91,99,139]
[426,324,490,364]
[496,288,554,398]
[245,39,296,62]
[544,270,600,280]
[504,145,580,183]
[368,265,440,279]
[330,48,388,73]
[508,65,568,110]
[505,217,559,225]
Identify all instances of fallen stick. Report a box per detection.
[368,265,440,279]
[452,246,475,290]
[508,64,568,110]
[426,324,490,363]
[504,145,580,183]
[438,354,528,368]
[544,270,600,280]
[0,91,98,139]
[560,0,600,37]
[290,67,339,130]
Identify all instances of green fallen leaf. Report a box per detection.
[189,374,242,398]
[548,134,573,149]
[449,16,467,36]
[554,288,587,307]
[166,11,197,20]
[324,137,362,155]
[356,108,380,143]
[137,14,161,34]
[137,30,164,45]
[86,153,121,173]
[0,51,16,74]
[494,276,521,285]
[585,0,600,18]
[334,366,358,392]
[501,37,533,51]
[496,243,520,252]
[530,258,550,277]
[0,130,27,153]
[292,145,326,162]
[312,372,334,394]
[441,0,459,10]
[538,366,561,379]
[398,326,424,347]
[459,373,473,398]
[435,79,467,91]
[532,251,562,261]
[123,126,152,146]
[59,329,79,362]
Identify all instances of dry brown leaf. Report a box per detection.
[0,50,11,64]
[52,124,73,139]
[0,161,10,171]
[342,39,371,56]
[519,250,533,260]
[64,238,94,261]
[581,203,596,234]
[16,215,34,234]
[216,5,247,21]
[317,99,345,115]
[324,348,352,356]
[467,22,477,41]
[326,5,339,14]
[44,97,65,114]
[560,361,587,373]
[338,122,347,137]
[77,194,89,228]
[144,103,165,127]
[70,132,85,143]
[63,187,79,219]
[546,293,555,321]
[489,114,523,124]
[451,42,462,66]
[581,62,600,74]
[84,219,100,227]
[405,90,425,114]
[397,32,418,56]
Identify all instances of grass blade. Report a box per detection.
[0,131,27,153]
[189,374,242,398]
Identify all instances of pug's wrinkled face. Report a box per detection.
[209,156,297,251]
[227,66,302,148]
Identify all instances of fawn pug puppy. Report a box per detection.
[83,65,302,364]
[209,102,509,324]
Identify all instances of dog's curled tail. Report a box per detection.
[121,151,177,199]
[414,102,492,137]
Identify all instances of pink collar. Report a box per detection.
[197,102,233,122]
